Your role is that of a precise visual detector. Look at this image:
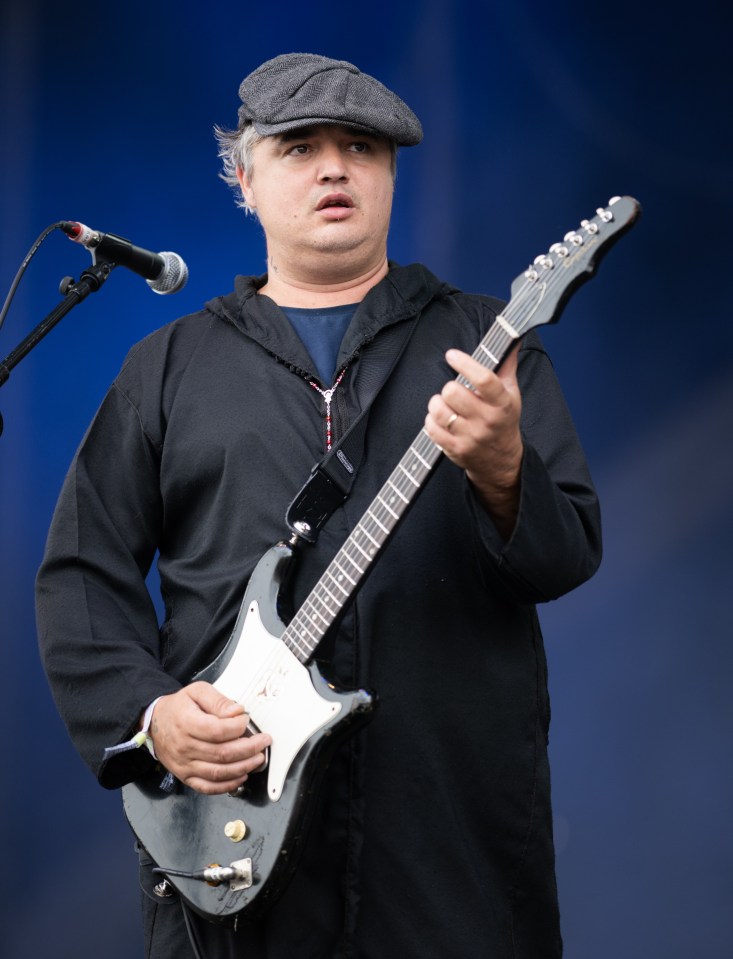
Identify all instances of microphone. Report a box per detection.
[60,221,188,295]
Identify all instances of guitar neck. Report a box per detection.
[280,195,642,664]
[281,318,518,664]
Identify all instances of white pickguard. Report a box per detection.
[213,600,341,801]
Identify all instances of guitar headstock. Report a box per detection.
[507,195,641,336]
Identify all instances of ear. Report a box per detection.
[236,166,256,210]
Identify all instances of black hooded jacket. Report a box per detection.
[36,263,601,958]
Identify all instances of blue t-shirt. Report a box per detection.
[282,304,357,386]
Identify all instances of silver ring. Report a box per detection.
[446,412,458,431]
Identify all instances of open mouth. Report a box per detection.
[316,193,355,211]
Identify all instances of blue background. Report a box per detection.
[1,1,731,956]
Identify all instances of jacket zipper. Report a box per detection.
[309,367,348,451]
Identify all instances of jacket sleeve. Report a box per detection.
[36,375,181,789]
[466,332,602,603]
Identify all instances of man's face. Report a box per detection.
[237,124,395,274]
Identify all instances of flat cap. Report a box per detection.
[237,53,422,147]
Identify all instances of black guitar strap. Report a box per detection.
[285,312,421,543]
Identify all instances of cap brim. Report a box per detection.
[251,116,421,146]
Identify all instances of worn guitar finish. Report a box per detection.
[122,196,641,924]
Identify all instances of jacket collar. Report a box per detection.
[206,263,450,380]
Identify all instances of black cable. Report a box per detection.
[0,221,66,332]
[181,899,208,959]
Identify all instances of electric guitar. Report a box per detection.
[122,195,641,924]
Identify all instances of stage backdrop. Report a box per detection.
[1,2,731,957]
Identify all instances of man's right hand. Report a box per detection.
[147,681,272,795]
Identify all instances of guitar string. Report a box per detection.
[223,211,613,713]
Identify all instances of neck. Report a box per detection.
[258,254,390,308]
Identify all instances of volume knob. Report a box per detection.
[224,819,247,842]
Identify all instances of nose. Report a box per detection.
[317,143,348,182]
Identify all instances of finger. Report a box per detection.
[151,692,249,769]
[445,346,519,394]
[427,393,457,428]
[184,762,253,795]
[444,348,488,388]
[186,680,246,719]
[181,735,272,793]
[186,772,252,796]
[176,733,272,775]
[161,734,271,789]
[425,396,461,445]
[176,683,251,744]
[175,706,249,747]
[180,728,273,765]
[494,345,520,397]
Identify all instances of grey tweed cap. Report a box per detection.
[237,53,423,146]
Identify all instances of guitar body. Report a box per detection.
[122,542,375,924]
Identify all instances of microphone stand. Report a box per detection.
[0,260,115,437]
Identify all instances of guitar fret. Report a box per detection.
[368,511,389,534]
[285,623,321,657]
[410,446,431,470]
[358,524,381,548]
[415,432,436,455]
[386,479,409,503]
[478,342,500,365]
[353,538,373,561]
[314,592,338,618]
[290,634,313,657]
[304,600,329,627]
[336,557,360,581]
[291,619,318,648]
[319,582,343,607]
[377,495,398,519]
[398,463,421,487]
[345,547,367,574]
[327,570,351,596]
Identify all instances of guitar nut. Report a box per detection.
[224,819,247,842]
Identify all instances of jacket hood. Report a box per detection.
[204,263,453,360]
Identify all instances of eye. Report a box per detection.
[349,141,369,153]
[287,143,311,156]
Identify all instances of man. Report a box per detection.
[36,53,601,958]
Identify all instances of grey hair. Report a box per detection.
[214,122,266,215]
[213,122,399,216]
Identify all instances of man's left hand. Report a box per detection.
[424,346,523,539]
